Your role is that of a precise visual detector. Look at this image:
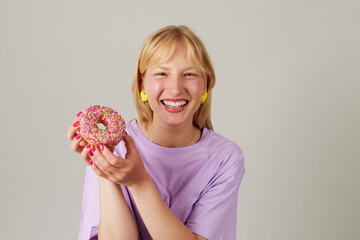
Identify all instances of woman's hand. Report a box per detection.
[66,112,92,165]
[87,134,151,188]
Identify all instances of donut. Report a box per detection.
[78,105,126,146]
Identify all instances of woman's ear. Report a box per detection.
[203,85,208,94]
[139,72,145,89]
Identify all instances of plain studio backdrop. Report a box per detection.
[0,0,359,239]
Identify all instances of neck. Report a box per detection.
[140,121,200,148]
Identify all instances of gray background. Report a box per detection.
[0,0,359,239]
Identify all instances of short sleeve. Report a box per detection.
[78,166,100,240]
[186,148,245,240]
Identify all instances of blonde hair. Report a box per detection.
[132,25,216,130]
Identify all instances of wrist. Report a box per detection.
[98,176,117,186]
[128,173,153,192]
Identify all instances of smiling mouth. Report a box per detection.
[161,100,189,108]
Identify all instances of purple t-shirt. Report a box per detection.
[78,120,245,240]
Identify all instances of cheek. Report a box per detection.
[188,77,206,94]
[144,76,163,95]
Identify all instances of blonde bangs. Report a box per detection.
[139,33,179,74]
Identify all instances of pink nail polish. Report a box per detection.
[73,121,79,127]
[88,150,93,157]
[91,145,96,152]
[99,145,104,151]
[86,143,90,149]
[77,112,82,117]
[76,134,81,140]
[89,160,93,165]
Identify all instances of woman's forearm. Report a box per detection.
[98,177,138,240]
[129,178,197,240]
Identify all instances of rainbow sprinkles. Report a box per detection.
[78,105,126,146]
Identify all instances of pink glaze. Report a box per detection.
[78,105,125,146]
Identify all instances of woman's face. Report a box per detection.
[142,44,206,129]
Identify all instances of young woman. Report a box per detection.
[67,25,245,240]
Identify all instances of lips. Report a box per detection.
[161,100,188,108]
[160,99,189,113]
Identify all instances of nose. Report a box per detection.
[167,75,184,95]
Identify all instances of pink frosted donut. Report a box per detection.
[78,105,126,146]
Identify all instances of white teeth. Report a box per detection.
[162,100,188,108]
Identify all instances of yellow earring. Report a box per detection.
[140,91,148,102]
[201,92,208,104]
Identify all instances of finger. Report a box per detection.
[79,139,87,148]
[99,144,125,168]
[73,111,83,122]
[80,143,92,165]
[90,145,119,175]
[86,147,109,179]
[89,158,109,179]
[70,133,84,153]
[66,111,83,140]
[123,134,137,157]
[66,121,80,140]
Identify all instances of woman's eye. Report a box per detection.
[184,73,196,77]
[156,72,167,76]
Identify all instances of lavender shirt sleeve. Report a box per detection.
[186,147,245,240]
[78,166,100,240]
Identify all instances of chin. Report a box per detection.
[159,115,192,128]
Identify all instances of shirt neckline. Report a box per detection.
[128,120,210,155]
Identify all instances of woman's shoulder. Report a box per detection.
[204,129,243,155]
[199,128,245,183]
[201,128,244,170]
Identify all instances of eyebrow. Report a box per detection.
[152,66,198,71]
